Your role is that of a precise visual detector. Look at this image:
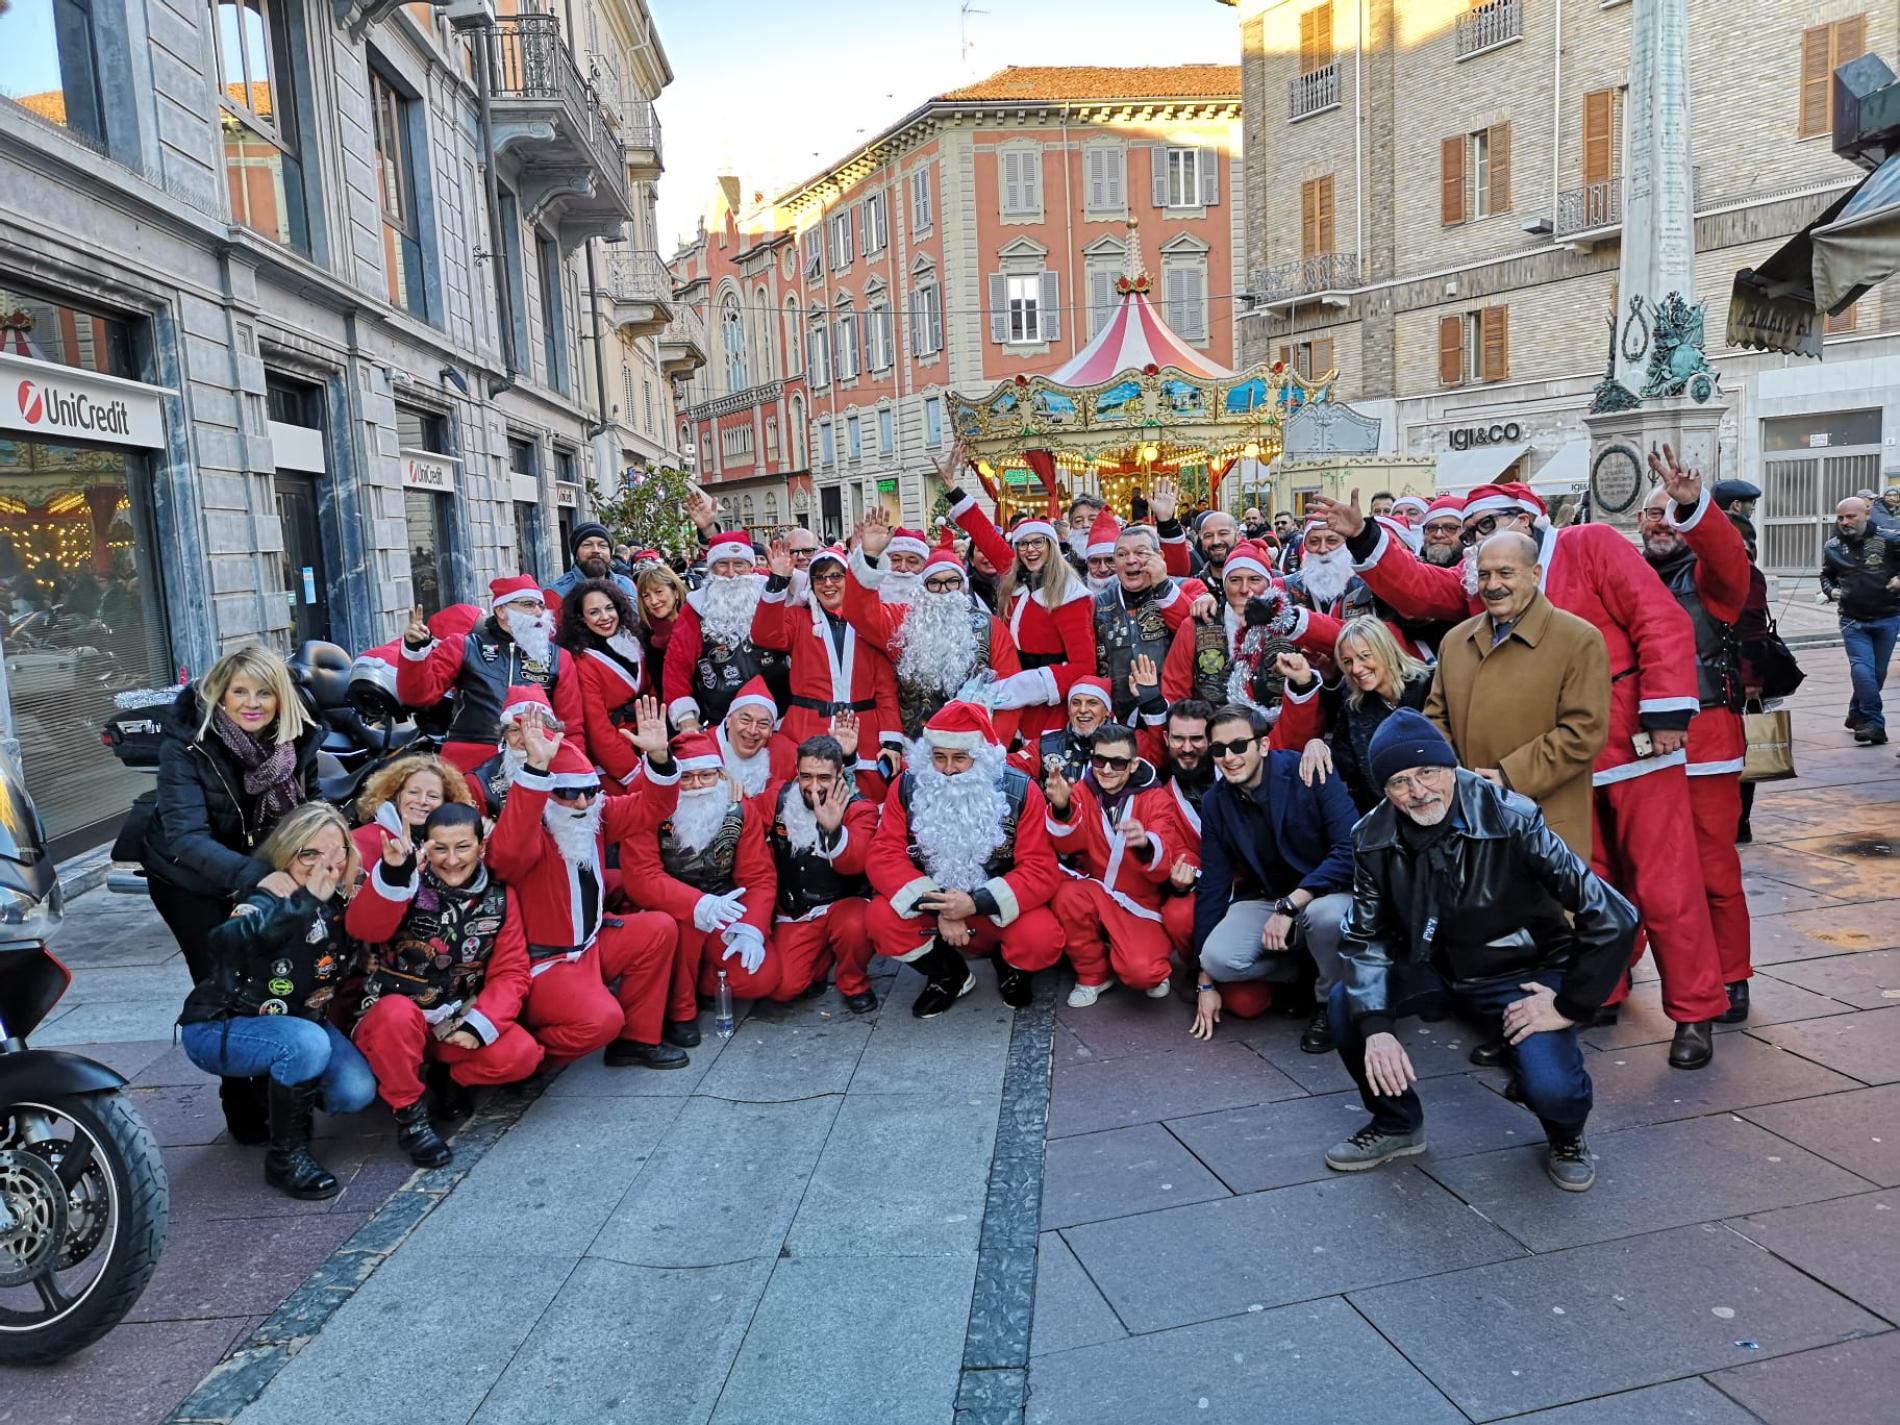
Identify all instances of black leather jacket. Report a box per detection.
[1339,770,1637,1035]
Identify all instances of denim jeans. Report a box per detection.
[1328,969,1593,1141]
[180,1017,377,1114]
[1841,613,1900,734]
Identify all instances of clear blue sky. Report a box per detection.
[649,0,1241,250]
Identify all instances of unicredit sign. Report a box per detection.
[0,350,170,449]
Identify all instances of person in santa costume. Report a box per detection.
[714,676,796,800]
[866,701,1066,1017]
[1090,517,1213,728]
[484,705,686,1070]
[556,577,652,790]
[1640,447,1755,1025]
[461,686,576,818]
[846,526,1025,754]
[663,527,788,732]
[619,730,780,1040]
[1389,493,1430,527]
[344,802,543,1166]
[1418,495,1466,569]
[1313,479,1727,1068]
[1153,698,1216,958]
[398,575,586,772]
[1160,540,1326,717]
[1021,676,1118,787]
[768,734,881,1013]
[1048,722,1197,1007]
[751,542,898,798]
[1081,505,1122,596]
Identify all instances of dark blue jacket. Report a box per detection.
[1192,748,1359,952]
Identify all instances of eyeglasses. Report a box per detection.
[1637,509,1670,524]
[810,569,846,583]
[294,848,329,865]
[1383,770,1447,795]
[551,786,600,803]
[1208,736,1256,759]
[1089,753,1134,772]
[1459,513,1515,547]
[924,576,964,592]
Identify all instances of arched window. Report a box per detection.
[740,494,757,525]
[788,393,807,468]
[764,491,780,526]
[784,297,802,376]
[754,285,775,381]
[720,291,747,393]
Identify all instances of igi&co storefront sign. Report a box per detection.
[0,350,171,449]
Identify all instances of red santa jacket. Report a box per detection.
[574,645,649,788]
[867,765,1060,927]
[398,620,588,759]
[948,491,1098,705]
[1664,488,1751,777]
[485,757,680,956]
[750,579,898,780]
[1045,780,1185,921]
[618,794,776,940]
[1350,521,1699,785]
[662,576,772,729]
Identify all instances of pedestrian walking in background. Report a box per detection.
[1821,496,1900,747]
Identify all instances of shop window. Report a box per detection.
[399,404,454,614]
[370,65,427,318]
[0,283,135,377]
[0,0,107,147]
[210,0,312,253]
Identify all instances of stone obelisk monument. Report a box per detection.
[1583,0,1725,529]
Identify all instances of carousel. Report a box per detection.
[950,224,1334,520]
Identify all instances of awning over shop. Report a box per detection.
[1531,437,1591,489]
[1434,442,1528,493]
[1812,150,1900,310]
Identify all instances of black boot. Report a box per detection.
[991,949,1033,1009]
[911,940,976,1019]
[426,1062,475,1122]
[1669,1020,1715,1070]
[264,1080,340,1200]
[663,1018,702,1048]
[1299,1008,1334,1054]
[219,1075,269,1145]
[1717,980,1750,1025]
[394,1100,452,1168]
[842,989,879,1015]
[1469,1038,1507,1067]
[603,1039,690,1069]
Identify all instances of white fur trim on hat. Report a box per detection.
[1009,519,1060,545]
[1461,491,1523,521]
[1067,682,1112,708]
[1222,551,1270,581]
[922,727,986,752]
[887,532,929,560]
[727,691,777,721]
[706,532,754,565]
[675,752,723,772]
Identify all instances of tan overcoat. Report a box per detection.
[1424,590,1609,857]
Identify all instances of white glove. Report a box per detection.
[721,924,766,974]
[986,667,1056,711]
[693,891,746,933]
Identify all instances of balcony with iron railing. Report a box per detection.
[1288,63,1340,121]
[621,98,663,182]
[659,304,707,378]
[1553,165,1703,246]
[1455,0,1522,59]
[488,15,631,242]
[602,246,673,337]
[1253,252,1360,309]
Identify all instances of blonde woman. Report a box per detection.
[178,802,373,1199]
[635,563,688,711]
[350,752,476,869]
[143,643,324,1142]
[1293,616,1435,811]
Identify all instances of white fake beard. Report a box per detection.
[880,570,922,606]
[908,740,1009,892]
[496,745,530,784]
[1087,572,1117,596]
[672,783,733,853]
[1299,549,1355,606]
[1460,548,1482,598]
[698,573,761,648]
[724,740,772,798]
[1067,528,1091,559]
[894,588,979,696]
[781,785,822,855]
[542,797,603,868]
[503,605,555,666]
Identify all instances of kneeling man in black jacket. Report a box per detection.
[1325,709,1638,1192]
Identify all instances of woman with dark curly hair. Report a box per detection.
[559,576,652,788]
[349,752,478,869]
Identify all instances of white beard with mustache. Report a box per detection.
[894,589,980,696]
[1087,572,1116,596]
[502,604,555,666]
[907,740,1009,891]
[495,745,530,783]
[1299,548,1355,606]
[723,739,772,798]
[880,570,922,606]
[697,573,762,648]
[542,797,603,868]
[672,783,734,853]
[780,784,822,854]
[1460,547,1481,598]
[1067,528,1091,559]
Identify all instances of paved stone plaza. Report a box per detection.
[2,647,1894,1425]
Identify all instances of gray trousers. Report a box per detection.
[1198,893,1354,996]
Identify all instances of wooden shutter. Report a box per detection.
[1438,315,1464,386]
[1826,301,1858,334]
[1317,175,1335,253]
[1040,272,1060,341]
[1582,90,1614,184]
[1089,268,1114,335]
[1086,149,1106,209]
[1278,343,1292,368]
[1199,149,1220,206]
[1002,151,1023,213]
[1152,147,1171,207]
[1480,305,1509,382]
[1489,122,1511,213]
[1300,180,1318,257]
[1300,2,1333,74]
[1800,24,1832,137]
[1164,267,1186,331]
[1021,149,1042,212]
[1105,147,1125,209]
[989,273,1008,343]
[1182,265,1206,340]
[1441,136,1465,225]
[1311,337,1334,378]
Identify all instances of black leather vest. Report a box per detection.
[896,608,993,738]
[898,766,1030,882]
[659,803,746,892]
[1664,556,1744,713]
[1037,729,1091,786]
[447,620,562,745]
[1093,586,1175,723]
[770,781,869,917]
[344,873,509,1026]
[471,753,514,818]
[693,632,789,727]
[1191,616,1232,704]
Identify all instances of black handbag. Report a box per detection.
[1749,618,1806,701]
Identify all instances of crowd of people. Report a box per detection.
[143,442,1819,1202]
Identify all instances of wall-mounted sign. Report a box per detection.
[510,473,539,503]
[1590,443,1644,515]
[400,449,457,492]
[555,483,580,509]
[1448,421,1524,451]
[0,350,172,449]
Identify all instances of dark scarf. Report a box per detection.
[210,708,303,823]
[1644,542,1697,582]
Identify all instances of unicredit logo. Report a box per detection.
[14,378,131,437]
[17,381,42,425]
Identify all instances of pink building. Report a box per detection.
[671,65,1243,541]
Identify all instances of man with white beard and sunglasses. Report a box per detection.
[664,526,784,734]
[400,574,587,773]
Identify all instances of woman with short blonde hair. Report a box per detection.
[1289,615,1437,812]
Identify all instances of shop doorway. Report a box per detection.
[404,488,452,617]
[1759,410,1883,573]
[820,485,842,544]
[274,473,331,645]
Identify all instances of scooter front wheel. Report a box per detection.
[0,1092,169,1363]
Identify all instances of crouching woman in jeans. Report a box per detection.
[178,802,374,1200]
[343,803,543,1168]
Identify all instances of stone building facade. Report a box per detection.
[1235,0,1900,572]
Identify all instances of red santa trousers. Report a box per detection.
[352,995,544,1111]
[771,900,874,1001]
[1161,896,1195,955]
[866,897,1066,973]
[1591,767,1729,1023]
[1053,880,1174,991]
[670,916,783,1018]
[521,913,675,1060]
[1690,772,1751,985]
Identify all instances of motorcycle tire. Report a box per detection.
[0,1091,169,1365]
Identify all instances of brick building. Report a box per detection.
[1235,0,1899,571]
[670,65,1244,542]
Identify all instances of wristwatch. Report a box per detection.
[1272,896,1299,917]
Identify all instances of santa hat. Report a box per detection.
[499,684,556,729]
[924,529,967,583]
[670,731,723,773]
[1389,494,1429,522]
[887,526,931,561]
[1084,507,1123,560]
[1500,482,1549,524]
[725,675,776,723]
[1007,511,1061,546]
[808,545,847,572]
[1221,540,1273,581]
[490,573,544,610]
[705,528,753,566]
[631,548,665,567]
[1301,515,1332,543]
[921,700,1000,752]
[1375,514,1421,553]
[548,740,601,792]
[1461,484,1528,521]
[1067,675,1113,711]
[1421,495,1465,528]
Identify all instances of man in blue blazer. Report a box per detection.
[1191,702,1360,1054]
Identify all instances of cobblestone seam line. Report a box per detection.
[163,1081,549,1425]
[955,974,1060,1425]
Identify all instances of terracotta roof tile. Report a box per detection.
[935,65,1241,104]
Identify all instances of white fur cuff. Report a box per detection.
[849,543,887,589]
[891,875,939,918]
[983,876,1021,926]
[400,639,436,662]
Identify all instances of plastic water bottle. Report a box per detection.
[714,970,735,1039]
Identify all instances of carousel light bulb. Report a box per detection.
[1243,441,1260,460]
[976,460,994,479]
[1139,443,1159,463]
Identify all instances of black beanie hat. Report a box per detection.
[569,521,611,559]
[1366,708,1457,792]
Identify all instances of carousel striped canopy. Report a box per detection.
[1048,285,1233,387]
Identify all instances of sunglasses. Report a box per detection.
[1208,736,1256,759]
[1089,753,1134,772]
[809,568,846,582]
[550,785,600,803]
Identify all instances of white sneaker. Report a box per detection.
[1146,978,1171,999]
[1067,979,1114,1008]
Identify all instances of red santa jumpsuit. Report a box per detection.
[484,759,681,1059]
[662,575,768,731]
[398,621,588,773]
[574,643,649,791]
[1350,519,1727,1023]
[1050,780,1188,992]
[769,784,881,1001]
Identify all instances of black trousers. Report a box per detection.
[147,877,235,988]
